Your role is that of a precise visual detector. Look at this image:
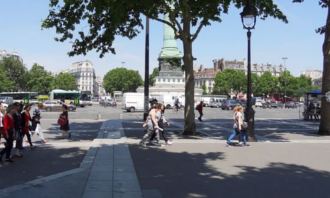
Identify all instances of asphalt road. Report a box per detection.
[0,105,325,191]
[0,105,121,189]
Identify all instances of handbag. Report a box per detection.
[57,116,67,126]
[242,122,248,129]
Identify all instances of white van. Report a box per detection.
[123,92,145,112]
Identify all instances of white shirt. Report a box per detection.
[0,112,3,127]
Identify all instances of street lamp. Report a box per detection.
[144,17,150,121]
[282,57,288,107]
[241,1,258,141]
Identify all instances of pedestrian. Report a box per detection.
[13,102,25,157]
[227,105,249,146]
[196,101,204,121]
[58,105,71,139]
[31,103,47,143]
[0,105,17,163]
[0,103,4,144]
[140,103,162,147]
[21,104,35,149]
[150,104,172,145]
[174,98,180,111]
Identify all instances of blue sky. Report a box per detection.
[0,1,326,78]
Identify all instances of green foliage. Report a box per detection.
[103,68,143,94]
[27,64,54,94]
[149,67,159,86]
[253,71,278,97]
[53,72,77,90]
[0,57,28,91]
[0,69,14,92]
[214,69,246,95]
[42,0,288,58]
[202,84,207,95]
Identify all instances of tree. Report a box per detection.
[292,1,330,135]
[254,71,277,97]
[103,68,143,94]
[42,0,288,135]
[213,69,246,96]
[53,72,77,90]
[291,75,312,97]
[27,64,54,94]
[202,84,207,95]
[0,56,27,91]
[149,67,159,86]
[0,69,14,92]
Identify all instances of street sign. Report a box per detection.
[326,91,330,102]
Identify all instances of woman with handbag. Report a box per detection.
[58,105,70,139]
[227,105,249,146]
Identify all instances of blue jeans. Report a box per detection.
[227,128,248,144]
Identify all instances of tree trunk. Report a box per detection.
[319,6,330,135]
[181,16,196,135]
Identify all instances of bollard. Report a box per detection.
[97,113,102,120]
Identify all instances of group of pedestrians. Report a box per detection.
[140,103,172,147]
[0,102,46,163]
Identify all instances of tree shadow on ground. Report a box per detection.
[166,118,323,142]
[43,121,103,141]
[0,145,87,189]
[129,145,330,198]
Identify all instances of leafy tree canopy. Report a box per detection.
[0,68,14,92]
[53,72,77,91]
[0,57,27,91]
[149,67,159,86]
[27,64,54,94]
[42,0,288,57]
[103,67,143,94]
[213,69,246,96]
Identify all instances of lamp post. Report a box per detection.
[144,17,150,120]
[241,1,257,141]
[282,57,288,107]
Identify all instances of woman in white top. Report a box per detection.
[227,105,247,146]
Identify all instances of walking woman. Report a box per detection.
[0,105,17,163]
[21,104,35,149]
[31,103,47,143]
[150,104,172,145]
[227,105,248,146]
[140,103,162,147]
[58,105,70,139]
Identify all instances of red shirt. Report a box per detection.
[22,111,31,134]
[3,114,14,137]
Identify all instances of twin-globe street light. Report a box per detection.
[241,2,258,141]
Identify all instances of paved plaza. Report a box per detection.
[0,105,330,198]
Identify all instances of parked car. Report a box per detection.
[100,99,116,107]
[0,96,13,105]
[221,99,241,110]
[270,101,284,108]
[209,99,222,108]
[285,101,297,109]
[43,101,76,112]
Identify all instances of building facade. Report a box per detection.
[194,65,217,94]
[212,58,285,76]
[68,60,97,96]
[95,76,106,97]
[303,69,323,87]
[0,50,23,63]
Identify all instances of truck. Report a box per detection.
[123,92,145,112]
